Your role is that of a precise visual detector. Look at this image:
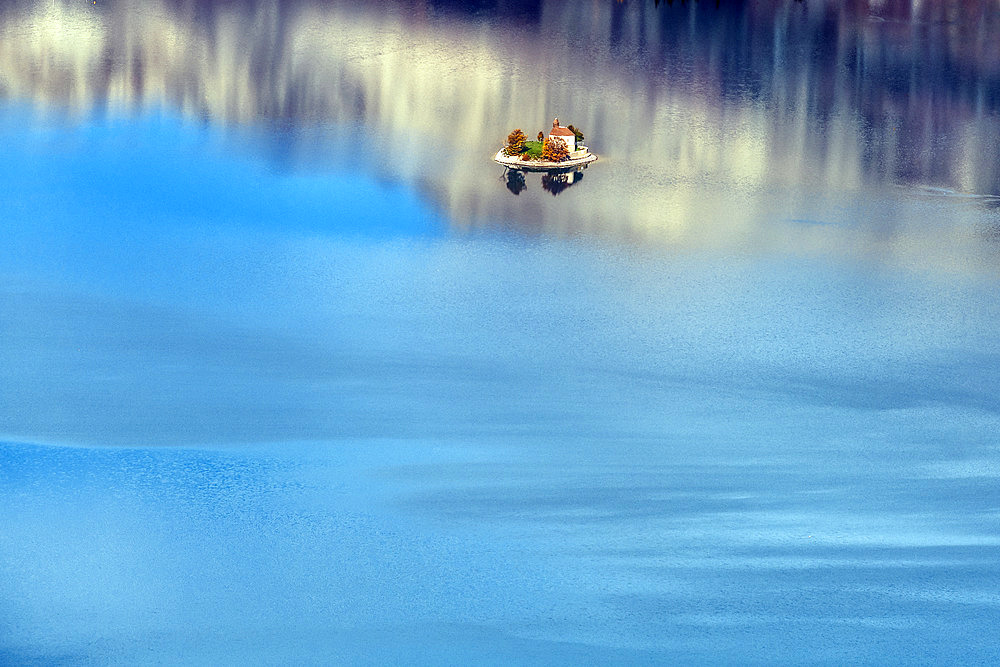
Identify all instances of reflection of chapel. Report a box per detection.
[548,118,576,151]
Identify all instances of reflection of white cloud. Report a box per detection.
[1,1,105,108]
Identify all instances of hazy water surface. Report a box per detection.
[2,0,1000,663]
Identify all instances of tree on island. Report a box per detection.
[542,136,569,162]
[504,128,526,155]
[567,124,585,143]
[537,131,544,142]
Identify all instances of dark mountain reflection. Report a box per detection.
[1,0,998,266]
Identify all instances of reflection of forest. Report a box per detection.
[2,0,998,260]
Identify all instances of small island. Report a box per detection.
[494,118,598,171]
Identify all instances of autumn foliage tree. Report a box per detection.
[542,136,569,162]
[504,128,526,155]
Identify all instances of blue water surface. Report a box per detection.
[3,112,999,661]
[3,0,1000,662]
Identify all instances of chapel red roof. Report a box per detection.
[549,117,576,137]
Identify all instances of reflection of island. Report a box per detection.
[541,169,583,196]
[502,167,586,196]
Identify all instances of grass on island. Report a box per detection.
[522,141,544,158]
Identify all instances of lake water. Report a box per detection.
[2,0,1000,663]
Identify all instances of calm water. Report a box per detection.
[3,0,1000,663]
